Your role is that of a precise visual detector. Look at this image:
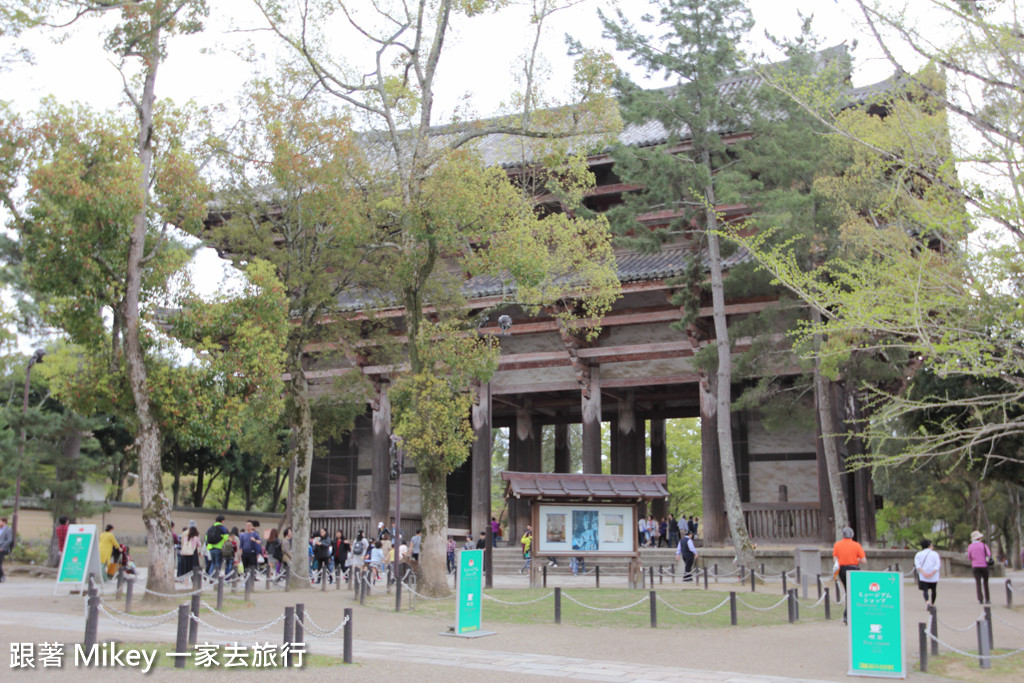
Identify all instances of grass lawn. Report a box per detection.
[919,649,1024,682]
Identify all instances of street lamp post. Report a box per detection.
[12,349,45,550]
[389,434,404,612]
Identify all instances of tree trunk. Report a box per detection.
[812,309,850,540]
[193,464,204,508]
[172,449,181,508]
[47,424,85,567]
[703,161,754,568]
[222,472,233,509]
[270,467,285,513]
[125,46,174,598]
[287,367,315,588]
[417,467,452,597]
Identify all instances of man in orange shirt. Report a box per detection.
[833,526,866,624]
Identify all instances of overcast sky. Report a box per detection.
[1,0,925,350]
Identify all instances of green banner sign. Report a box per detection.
[55,524,101,594]
[455,549,484,634]
[848,570,906,678]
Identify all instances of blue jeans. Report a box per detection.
[207,547,223,576]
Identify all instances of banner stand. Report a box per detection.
[848,570,906,678]
[440,549,495,639]
[54,524,102,596]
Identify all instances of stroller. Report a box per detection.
[107,543,137,578]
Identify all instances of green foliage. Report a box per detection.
[664,418,702,515]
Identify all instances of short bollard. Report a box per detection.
[918,622,928,673]
[703,566,709,590]
[266,566,271,591]
[84,576,99,649]
[649,566,655,587]
[192,566,202,592]
[359,574,366,605]
[729,592,737,626]
[739,565,745,581]
[343,608,353,664]
[795,566,801,586]
[125,577,135,614]
[760,563,765,576]
[295,603,305,646]
[245,569,253,602]
[284,565,290,593]
[714,563,719,583]
[188,593,201,646]
[824,587,831,620]
[984,606,993,649]
[788,589,796,623]
[554,587,562,624]
[595,566,600,589]
[816,575,822,600]
[217,573,225,611]
[750,568,755,592]
[781,572,787,595]
[792,589,799,620]
[894,562,900,574]
[976,615,991,669]
[649,590,657,628]
[174,604,189,669]
[116,566,125,599]
[1006,579,1013,608]
[542,565,547,588]
[659,565,663,584]
[336,565,342,591]
[928,606,937,656]
[283,606,295,668]
[322,568,328,592]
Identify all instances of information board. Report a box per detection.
[455,549,483,634]
[848,570,906,678]
[55,524,101,595]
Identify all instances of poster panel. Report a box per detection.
[536,504,635,555]
[848,570,906,678]
[55,524,101,595]
[455,549,484,634]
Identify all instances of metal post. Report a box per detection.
[824,587,831,620]
[782,572,787,595]
[739,565,745,581]
[984,606,993,649]
[174,605,189,669]
[283,606,294,668]
[295,603,305,647]
[116,565,124,599]
[245,568,252,602]
[192,565,201,592]
[649,566,655,587]
[84,575,98,649]
[649,590,657,628]
[284,564,290,593]
[337,564,342,591]
[729,591,737,626]
[595,566,600,589]
[188,593,200,646]
[321,565,328,592]
[266,565,271,591]
[788,589,796,623]
[1006,579,1012,608]
[714,563,719,583]
[659,565,663,584]
[976,616,991,669]
[816,574,822,600]
[796,566,801,586]
[703,566,708,590]
[929,606,938,656]
[343,608,353,664]
[125,577,134,614]
[217,572,224,611]
[760,563,765,575]
[554,587,561,624]
[359,572,366,605]
[792,588,799,620]
[750,567,755,592]
[918,622,928,673]
[542,565,547,588]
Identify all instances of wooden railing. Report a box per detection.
[743,503,821,542]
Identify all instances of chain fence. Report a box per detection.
[655,594,731,616]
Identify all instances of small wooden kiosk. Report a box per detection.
[501,472,669,588]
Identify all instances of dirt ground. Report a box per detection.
[2,564,1022,682]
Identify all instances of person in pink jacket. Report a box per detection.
[966,530,993,604]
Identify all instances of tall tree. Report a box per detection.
[599,0,756,565]
[252,0,622,595]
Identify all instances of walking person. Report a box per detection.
[205,515,229,577]
[668,513,679,549]
[914,539,940,607]
[446,535,456,574]
[411,529,422,562]
[0,517,13,583]
[98,524,120,582]
[519,526,533,574]
[265,528,283,577]
[967,530,993,604]
[833,526,866,624]
[312,528,331,584]
[676,530,698,581]
[178,525,203,577]
[238,521,263,577]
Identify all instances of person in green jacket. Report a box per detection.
[205,515,229,576]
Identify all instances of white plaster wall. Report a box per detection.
[747,418,816,455]
[749,461,818,503]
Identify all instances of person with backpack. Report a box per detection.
[914,538,940,607]
[350,531,367,585]
[205,515,229,577]
[312,528,332,584]
[265,528,283,577]
[332,530,349,583]
[238,520,263,576]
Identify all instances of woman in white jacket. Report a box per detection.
[914,539,941,607]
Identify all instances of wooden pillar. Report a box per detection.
[370,380,391,527]
[553,423,570,474]
[581,365,602,474]
[513,403,536,539]
[617,392,642,476]
[842,387,876,545]
[699,377,727,545]
[650,418,667,520]
[610,417,621,474]
[470,381,492,547]
[814,398,836,543]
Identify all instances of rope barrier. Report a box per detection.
[97,603,178,629]
[482,591,554,606]
[97,599,178,620]
[189,612,285,636]
[734,595,790,612]
[198,600,282,625]
[926,629,1024,660]
[561,592,649,612]
[296,612,350,638]
[400,581,454,601]
[794,593,827,608]
[655,594,731,617]
[990,613,1024,633]
[936,613,987,633]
